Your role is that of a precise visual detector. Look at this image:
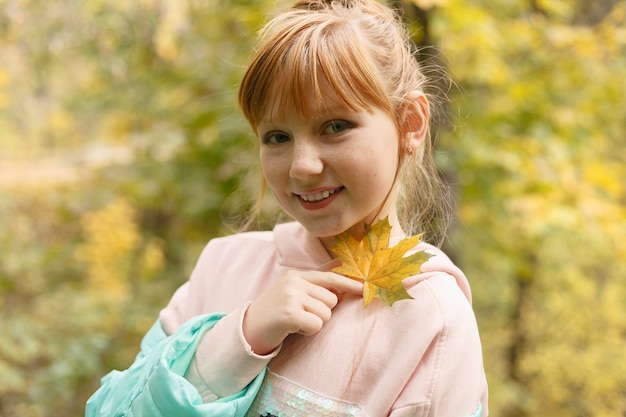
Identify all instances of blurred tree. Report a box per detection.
[0,0,274,415]
[429,0,626,415]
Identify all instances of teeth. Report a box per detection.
[300,189,337,202]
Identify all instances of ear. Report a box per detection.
[400,91,430,154]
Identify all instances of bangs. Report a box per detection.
[239,14,393,130]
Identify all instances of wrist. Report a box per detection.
[242,302,284,355]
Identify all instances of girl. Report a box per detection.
[86,1,489,416]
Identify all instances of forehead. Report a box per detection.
[261,77,368,124]
[239,14,394,132]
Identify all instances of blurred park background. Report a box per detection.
[1,0,625,415]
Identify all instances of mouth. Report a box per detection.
[295,187,344,202]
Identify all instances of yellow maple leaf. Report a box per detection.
[330,217,433,307]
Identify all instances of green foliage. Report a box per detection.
[0,186,178,416]
[431,0,626,415]
[1,0,625,415]
[0,1,274,415]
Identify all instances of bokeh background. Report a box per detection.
[1,0,625,416]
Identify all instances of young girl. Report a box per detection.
[86,1,488,416]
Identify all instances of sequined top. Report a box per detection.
[246,370,369,417]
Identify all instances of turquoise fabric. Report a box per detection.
[86,313,266,417]
[470,402,483,417]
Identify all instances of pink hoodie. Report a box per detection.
[159,222,488,417]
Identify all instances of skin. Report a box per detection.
[243,87,429,355]
[258,103,401,245]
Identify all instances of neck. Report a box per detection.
[319,210,404,251]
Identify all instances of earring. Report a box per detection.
[407,146,414,156]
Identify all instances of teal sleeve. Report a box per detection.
[85,313,266,417]
[470,402,483,417]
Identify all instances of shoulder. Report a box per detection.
[195,222,317,266]
[159,222,325,332]
[367,241,479,362]
[199,221,308,256]
[195,229,278,263]
[393,268,476,346]
[159,230,282,333]
[389,250,486,415]
[404,242,473,304]
[205,228,277,248]
[415,272,477,339]
[398,244,481,370]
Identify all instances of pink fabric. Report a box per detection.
[159,222,488,416]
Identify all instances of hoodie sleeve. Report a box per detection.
[391,245,489,417]
[181,303,281,402]
[85,314,266,417]
[158,239,281,402]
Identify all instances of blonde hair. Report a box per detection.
[237,0,452,246]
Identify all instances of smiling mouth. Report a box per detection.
[297,187,343,202]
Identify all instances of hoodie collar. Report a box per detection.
[273,222,340,271]
[272,222,473,304]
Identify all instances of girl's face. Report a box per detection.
[258,89,402,247]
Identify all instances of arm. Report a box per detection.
[155,236,362,403]
[182,304,279,402]
[182,270,363,401]
[389,275,489,417]
[85,314,266,417]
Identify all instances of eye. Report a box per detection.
[322,120,352,135]
[263,131,291,145]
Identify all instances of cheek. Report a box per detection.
[259,151,273,176]
[359,146,398,181]
[363,153,399,197]
[260,153,285,189]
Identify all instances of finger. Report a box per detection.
[303,282,339,309]
[301,271,363,295]
[295,310,325,336]
[302,296,333,323]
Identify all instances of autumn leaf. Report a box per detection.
[329,217,433,307]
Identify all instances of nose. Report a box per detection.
[289,138,324,180]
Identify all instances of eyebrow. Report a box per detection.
[315,104,355,116]
[260,104,354,124]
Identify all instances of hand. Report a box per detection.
[242,270,363,355]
